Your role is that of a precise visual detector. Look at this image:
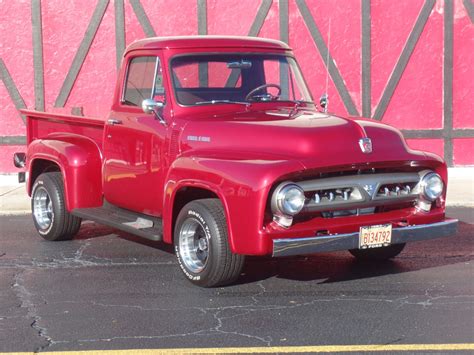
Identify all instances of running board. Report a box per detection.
[72,203,163,241]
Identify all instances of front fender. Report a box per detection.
[27,133,103,211]
[163,156,305,255]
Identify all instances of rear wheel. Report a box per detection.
[31,172,82,241]
[174,198,245,287]
[349,243,406,260]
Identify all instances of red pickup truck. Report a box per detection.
[14,36,457,287]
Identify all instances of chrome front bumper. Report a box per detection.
[272,219,459,257]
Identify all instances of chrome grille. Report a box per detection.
[298,172,422,213]
[313,187,362,204]
[375,182,417,198]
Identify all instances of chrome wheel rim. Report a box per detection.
[179,218,209,273]
[33,187,53,230]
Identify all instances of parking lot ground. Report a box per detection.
[0,208,472,354]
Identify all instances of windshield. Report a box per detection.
[170,54,312,106]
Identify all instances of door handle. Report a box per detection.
[107,118,122,125]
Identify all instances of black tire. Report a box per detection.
[31,172,82,241]
[349,243,406,260]
[174,198,245,287]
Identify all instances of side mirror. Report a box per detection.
[142,99,167,126]
[319,94,328,113]
[142,98,164,114]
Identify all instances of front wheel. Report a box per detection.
[31,172,82,241]
[174,199,245,287]
[349,243,406,260]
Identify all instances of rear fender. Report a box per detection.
[27,133,103,211]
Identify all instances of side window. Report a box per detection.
[123,56,163,106]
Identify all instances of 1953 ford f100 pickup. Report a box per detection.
[14,36,458,287]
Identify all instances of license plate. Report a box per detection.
[359,224,392,249]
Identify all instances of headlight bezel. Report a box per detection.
[420,172,444,201]
[272,182,306,216]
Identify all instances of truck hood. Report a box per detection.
[179,109,425,168]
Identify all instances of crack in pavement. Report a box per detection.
[7,278,474,349]
[2,235,473,351]
[4,240,153,352]
[49,280,474,348]
[12,269,54,353]
[44,281,275,347]
[0,259,174,270]
[208,282,273,345]
[0,238,174,270]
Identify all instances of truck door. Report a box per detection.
[103,55,168,216]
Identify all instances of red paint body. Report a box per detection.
[21,37,448,255]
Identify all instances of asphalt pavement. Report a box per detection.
[0,208,473,353]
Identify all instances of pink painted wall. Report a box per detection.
[0,0,473,173]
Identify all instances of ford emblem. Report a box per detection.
[363,183,378,198]
[359,137,372,154]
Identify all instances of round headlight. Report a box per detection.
[275,184,305,216]
[421,172,444,201]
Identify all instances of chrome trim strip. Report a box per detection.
[151,56,161,99]
[272,219,459,257]
[120,57,131,104]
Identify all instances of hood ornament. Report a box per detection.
[359,137,372,154]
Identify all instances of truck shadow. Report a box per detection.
[238,255,412,285]
[238,222,473,285]
[73,220,472,286]
[238,252,473,285]
[73,221,175,252]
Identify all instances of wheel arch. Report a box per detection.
[28,158,62,196]
[163,181,235,250]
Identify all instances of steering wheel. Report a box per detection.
[245,84,281,101]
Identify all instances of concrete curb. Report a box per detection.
[0,184,31,215]
[0,168,472,215]
[445,167,474,207]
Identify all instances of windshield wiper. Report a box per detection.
[195,100,250,107]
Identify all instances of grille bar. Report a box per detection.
[299,172,421,213]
